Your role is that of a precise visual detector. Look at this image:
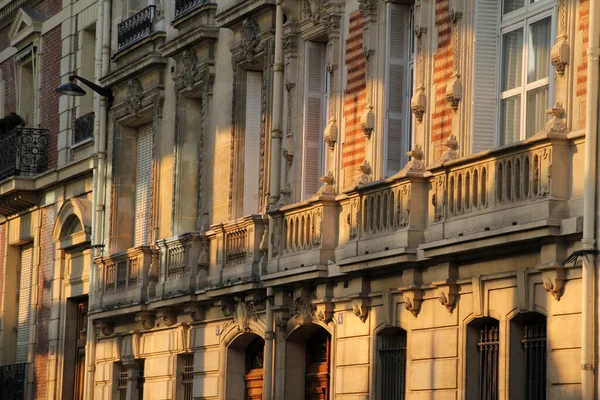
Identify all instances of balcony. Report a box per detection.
[73,112,94,144]
[207,215,268,293]
[175,0,209,20]
[95,246,158,310]
[267,195,340,277]
[154,232,209,299]
[117,6,155,52]
[0,127,49,181]
[0,363,27,399]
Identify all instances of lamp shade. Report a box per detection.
[54,82,86,96]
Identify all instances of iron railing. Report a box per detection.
[118,369,128,400]
[523,321,546,400]
[478,324,500,400]
[74,112,94,144]
[117,6,155,51]
[0,363,27,400]
[0,127,49,181]
[182,354,194,400]
[379,331,407,400]
[175,0,208,19]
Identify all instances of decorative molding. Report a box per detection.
[135,311,156,330]
[361,48,375,139]
[445,78,462,111]
[94,319,113,336]
[219,295,266,333]
[358,0,377,18]
[351,297,369,323]
[259,223,269,271]
[402,287,423,317]
[355,160,372,186]
[125,79,144,115]
[238,18,260,63]
[538,265,566,301]
[292,288,316,326]
[551,39,569,76]
[411,90,426,123]
[156,308,177,326]
[435,281,458,314]
[270,217,282,256]
[183,303,205,321]
[315,172,336,196]
[432,135,459,167]
[314,300,334,323]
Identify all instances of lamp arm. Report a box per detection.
[70,74,113,98]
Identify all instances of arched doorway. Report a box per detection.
[226,332,265,400]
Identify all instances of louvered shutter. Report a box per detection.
[16,244,33,364]
[386,4,408,177]
[471,0,500,153]
[243,71,263,216]
[134,123,153,247]
[303,42,326,199]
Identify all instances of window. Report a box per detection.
[466,318,500,400]
[385,3,414,176]
[16,243,33,364]
[0,70,5,119]
[378,328,407,400]
[509,313,546,399]
[499,0,554,145]
[134,123,153,247]
[18,51,37,128]
[181,354,194,400]
[242,71,262,216]
[302,41,327,199]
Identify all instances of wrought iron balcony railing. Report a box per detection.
[0,363,27,399]
[0,127,49,181]
[175,0,208,19]
[117,6,155,51]
[74,112,94,144]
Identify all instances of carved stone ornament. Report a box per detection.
[541,268,566,301]
[397,144,426,175]
[321,13,341,34]
[551,39,569,76]
[351,298,369,323]
[240,18,260,63]
[356,160,373,185]
[315,172,336,196]
[324,120,338,150]
[259,224,269,269]
[436,283,458,314]
[315,301,334,323]
[539,103,568,135]
[219,295,265,333]
[125,79,144,115]
[183,303,205,322]
[156,308,177,327]
[445,78,462,111]
[411,90,427,122]
[360,106,375,139]
[292,289,316,326]
[94,319,113,336]
[402,287,423,317]
[448,8,463,23]
[135,311,156,330]
[358,0,377,18]
[180,49,200,89]
[434,135,460,166]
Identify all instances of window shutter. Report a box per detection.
[243,71,262,216]
[16,244,33,364]
[303,41,326,199]
[134,123,153,247]
[472,0,500,153]
[386,4,408,177]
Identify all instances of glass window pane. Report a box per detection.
[501,95,522,145]
[501,28,524,91]
[503,0,524,15]
[528,17,551,83]
[526,85,549,137]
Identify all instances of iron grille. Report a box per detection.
[118,369,128,400]
[379,331,407,400]
[137,361,145,400]
[117,6,155,51]
[175,0,208,19]
[74,112,95,144]
[522,322,546,400]
[182,354,194,400]
[0,363,27,400]
[478,325,499,400]
[0,127,49,181]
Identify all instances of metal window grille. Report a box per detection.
[74,112,95,144]
[134,123,153,247]
[478,324,500,400]
[118,369,128,400]
[0,127,49,181]
[182,354,194,400]
[16,244,33,364]
[522,321,546,400]
[137,361,145,400]
[0,363,27,399]
[379,331,407,400]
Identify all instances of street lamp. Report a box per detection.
[55,74,112,99]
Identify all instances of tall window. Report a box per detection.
[242,71,263,216]
[466,318,500,400]
[16,243,33,364]
[499,0,554,145]
[181,354,194,400]
[302,41,327,199]
[378,328,407,400]
[510,313,546,399]
[134,123,153,247]
[385,3,414,176]
[18,54,36,128]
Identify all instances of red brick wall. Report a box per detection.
[577,0,589,127]
[431,0,453,159]
[33,206,55,400]
[39,26,61,169]
[343,11,366,188]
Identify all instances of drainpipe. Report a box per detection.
[84,0,111,398]
[263,287,274,400]
[268,0,284,207]
[582,0,599,397]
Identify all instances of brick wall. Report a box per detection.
[33,206,55,400]
[343,11,366,188]
[39,26,61,169]
[577,0,589,127]
[431,0,453,159]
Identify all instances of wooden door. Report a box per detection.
[305,329,330,400]
[245,337,264,400]
[73,299,88,400]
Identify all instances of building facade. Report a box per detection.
[0,0,599,399]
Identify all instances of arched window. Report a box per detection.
[377,327,407,400]
[509,312,546,399]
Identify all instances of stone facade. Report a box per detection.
[0,0,599,400]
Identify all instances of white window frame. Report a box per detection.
[497,0,555,145]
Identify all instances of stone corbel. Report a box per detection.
[215,299,235,318]
[538,264,566,301]
[135,311,156,330]
[445,78,462,111]
[324,120,338,150]
[94,319,114,336]
[156,308,177,327]
[434,281,458,313]
[401,285,423,317]
[314,299,334,323]
[411,90,427,123]
[183,303,205,322]
[350,297,369,323]
[551,39,569,76]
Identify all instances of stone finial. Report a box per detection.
[356,160,373,185]
[396,144,425,176]
[539,102,568,135]
[315,172,336,196]
[430,135,459,168]
[411,91,427,122]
